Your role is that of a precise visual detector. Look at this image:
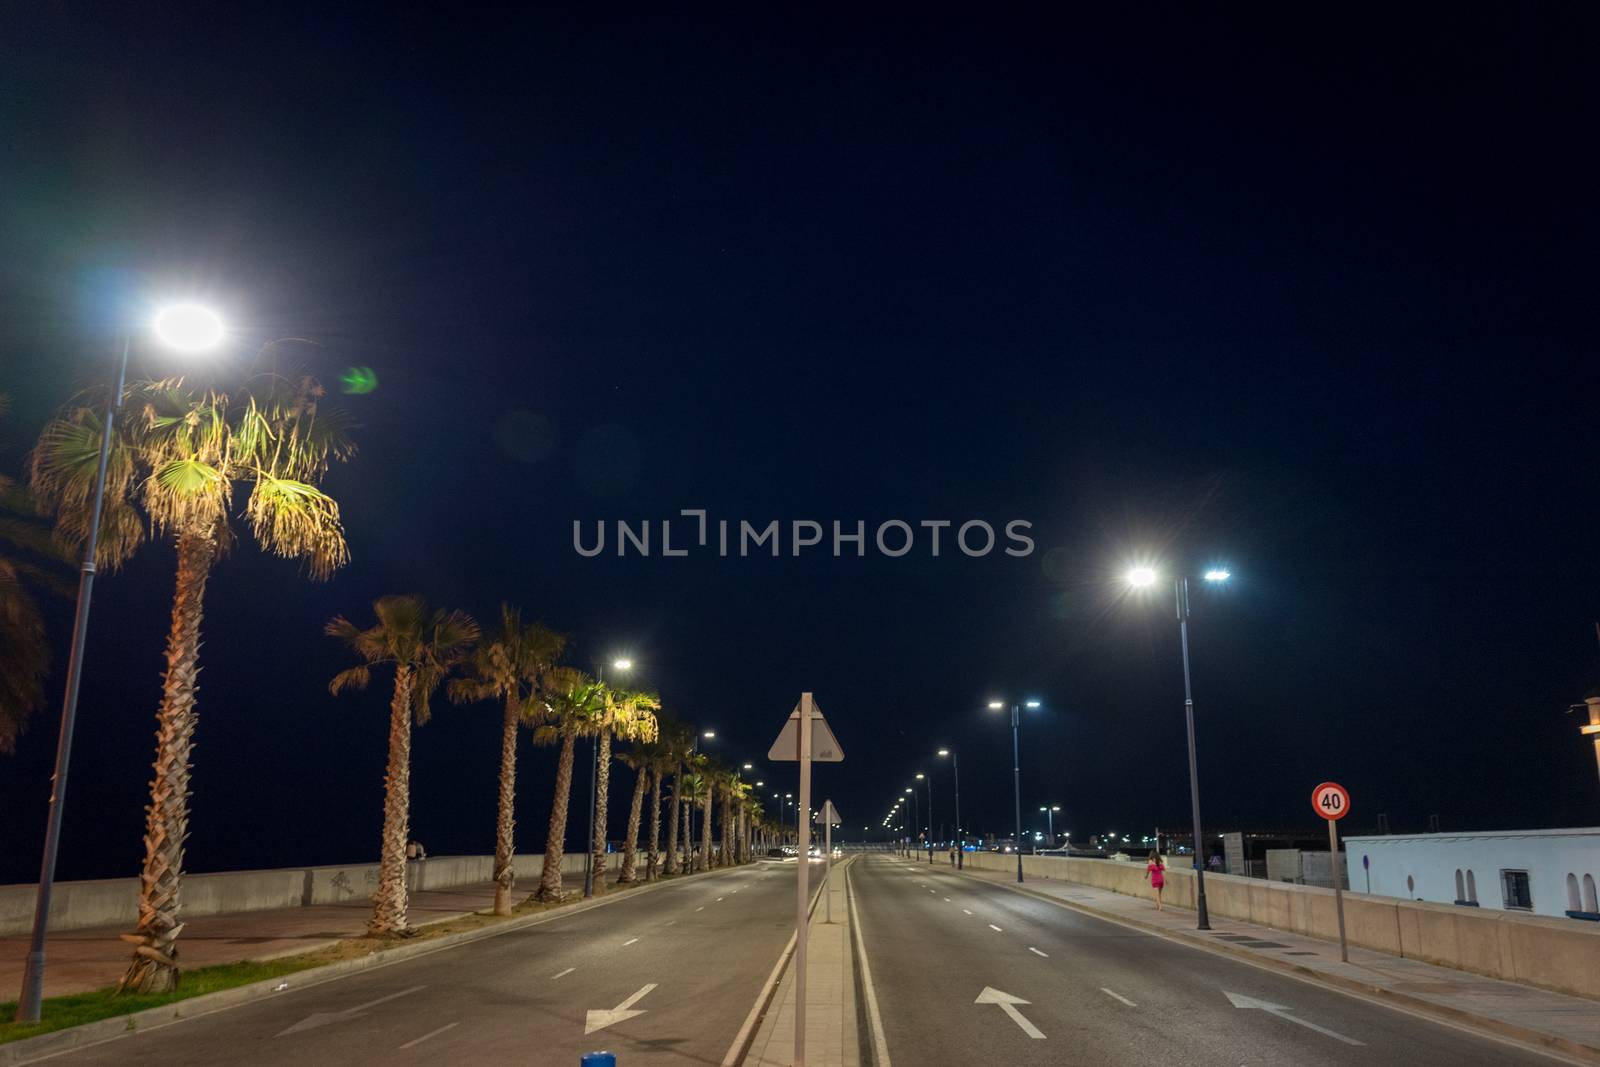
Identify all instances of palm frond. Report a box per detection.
[243,474,349,580]
[328,665,371,695]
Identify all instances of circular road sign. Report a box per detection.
[1312,781,1350,821]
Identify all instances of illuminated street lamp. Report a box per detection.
[916,772,934,865]
[586,656,636,897]
[17,303,226,1024]
[988,698,1041,882]
[937,748,963,868]
[1039,805,1061,847]
[1125,563,1232,930]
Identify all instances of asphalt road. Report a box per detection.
[39,861,798,1066]
[850,853,1564,1066]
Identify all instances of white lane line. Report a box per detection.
[696,906,705,911]
[943,897,952,902]
[717,897,724,902]
[623,937,639,946]
[963,909,973,915]
[1029,947,1049,958]
[551,967,575,979]
[397,1021,459,1050]
[847,865,894,1066]
[989,924,1004,932]
[664,919,676,926]
[1101,987,1137,1007]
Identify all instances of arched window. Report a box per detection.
[1407,874,1415,896]
[1455,869,1465,901]
[1569,874,1582,912]
[1466,870,1477,903]
[1585,874,1598,914]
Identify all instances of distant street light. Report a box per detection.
[1125,563,1232,930]
[1039,805,1061,847]
[988,698,1042,882]
[17,303,226,1024]
[938,747,962,868]
[586,656,635,898]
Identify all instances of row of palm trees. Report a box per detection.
[5,367,781,996]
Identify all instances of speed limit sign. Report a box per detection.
[1312,781,1350,821]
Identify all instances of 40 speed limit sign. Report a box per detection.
[1312,781,1350,821]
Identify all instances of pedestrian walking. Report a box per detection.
[1145,850,1166,911]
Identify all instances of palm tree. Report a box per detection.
[679,768,709,872]
[529,668,604,902]
[0,396,70,754]
[447,605,566,915]
[647,718,689,879]
[327,596,478,937]
[717,770,736,867]
[589,688,659,895]
[32,373,354,994]
[616,734,663,885]
[659,721,692,876]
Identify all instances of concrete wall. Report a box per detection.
[961,849,1600,1001]
[0,851,619,936]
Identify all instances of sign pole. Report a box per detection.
[795,692,812,1067]
[824,811,833,924]
[1327,817,1348,962]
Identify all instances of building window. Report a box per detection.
[1466,870,1477,903]
[1586,874,1598,914]
[1406,874,1415,896]
[1501,869,1533,911]
[1455,869,1465,902]
[1570,874,1583,912]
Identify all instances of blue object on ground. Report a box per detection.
[581,1053,617,1066]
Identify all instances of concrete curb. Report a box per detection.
[1,862,741,1066]
[956,868,1600,1066]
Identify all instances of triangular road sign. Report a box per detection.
[768,699,844,762]
[814,799,842,825]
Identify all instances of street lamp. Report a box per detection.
[1125,563,1231,930]
[905,787,917,857]
[1039,805,1061,847]
[585,656,635,898]
[916,772,934,865]
[988,698,1041,883]
[17,303,227,1024]
[937,748,962,868]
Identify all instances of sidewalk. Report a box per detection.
[956,862,1600,1063]
[0,879,508,1000]
[745,861,859,1067]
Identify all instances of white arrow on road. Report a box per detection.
[1224,991,1364,1046]
[276,985,424,1036]
[975,986,1045,1039]
[585,983,658,1035]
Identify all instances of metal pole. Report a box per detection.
[926,776,934,864]
[911,788,918,858]
[824,812,833,924]
[16,335,128,1024]
[1177,577,1211,930]
[953,752,962,869]
[1012,704,1023,883]
[795,693,813,1067]
[1328,818,1348,961]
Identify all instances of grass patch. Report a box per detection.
[0,867,714,1046]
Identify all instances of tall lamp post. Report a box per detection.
[1039,805,1060,847]
[988,699,1041,883]
[937,748,962,868]
[905,788,917,855]
[585,657,634,898]
[916,772,934,864]
[16,304,227,1024]
[1127,564,1231,930]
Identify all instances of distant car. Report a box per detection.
[766,848,786,858]
[831,846,842,858]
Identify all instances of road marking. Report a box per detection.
[696,906,705,911]
[943,897,952,902]
[962,908,973,915]
[623,937,639,946]
[847,866,894,1066]
[989,924,1004,932]
[1029,947,1049,958]
[396,1021,458,1050]
[551,968,575,979]
[586,983,658,1035]
[717,897,724,902]
[1100,987,1136,1006]
[975,986,1045,1039]
[277,985,425,1036]
[664,919,676,926]
[1224,991,1364,1046]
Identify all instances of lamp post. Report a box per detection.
[16,303,226,1024]
[917,772,934,864]
[938,748,962,868]
[1040,805,1060,847]
[585,657,634,898]
[988,699,1041,883]
[1126,564,1230,930]
[905,787,917,856]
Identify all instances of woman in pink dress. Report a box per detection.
[1145,851,1166,911]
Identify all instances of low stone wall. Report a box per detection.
[962,850,1600,1001]
[0,850,620,936]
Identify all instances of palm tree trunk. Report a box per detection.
[590,730,612,895]
[534,730,576,902]
[619,764,647,883]
[720,790,732,867]
[492,692,519,916]
[368,665,416,936]
[118,528,216,994]
[663,768,681,875]
[646,768,662,880]
[701,790,713,871]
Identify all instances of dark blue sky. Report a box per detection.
[2,5,1598,882]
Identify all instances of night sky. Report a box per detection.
[2,5,1598,885]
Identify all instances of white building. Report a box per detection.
[1342,827,1600,920]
